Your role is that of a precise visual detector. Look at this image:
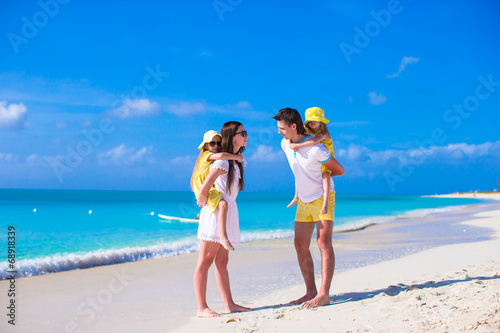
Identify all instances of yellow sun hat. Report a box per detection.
[198,130,222,150]
[304,107,329,124]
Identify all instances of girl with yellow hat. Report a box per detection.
[191,130,243,251]
[289,107,335,215]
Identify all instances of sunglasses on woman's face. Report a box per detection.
[235,130,248,138]
[209,141,221,147]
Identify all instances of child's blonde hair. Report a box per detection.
[190,146,208,192]
[305,122,330,139]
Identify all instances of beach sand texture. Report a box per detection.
[0,193,499,332]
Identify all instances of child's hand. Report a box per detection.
[197,194,208,207]
[235,154,244,163]
[287,196,298,208]
[289,143,298,152]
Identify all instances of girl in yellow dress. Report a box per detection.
[191,130,243,251]
[288,107,335,215]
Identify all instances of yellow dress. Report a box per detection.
[315,132,335,174]
[192,151,222,213]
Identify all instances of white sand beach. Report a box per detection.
[1,193,499,332]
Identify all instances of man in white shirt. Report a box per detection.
[274,107,345,308]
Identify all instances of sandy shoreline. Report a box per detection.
[1,193,499,332]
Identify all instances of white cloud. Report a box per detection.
[0,152,15,163]
[338,141,500,166]
[249,145,285,162]
[26,154,37,167]
[171,155,197,165]
[81,120,92,128]
[368,91,387,106]
[425,141,500,160]
[98,144,153,165]
[166,101,207,116]
[164,100,271,120]
[0,101,27,129]
[56,121,67,129]
[0,73,115,107]
[234,101,252,109]
[331,120,370,127]
[109,98,160,118]
[387,56,420,79]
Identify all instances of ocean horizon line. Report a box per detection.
[0,187,478,197]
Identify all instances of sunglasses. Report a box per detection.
[235,130,248,137]
[209,141,221,147]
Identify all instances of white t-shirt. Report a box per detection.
[281,136,334,203]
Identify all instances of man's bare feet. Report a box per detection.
[220,238,234,251]
[197,307,220,318]
[301,294,330,309]
[226,304,252,313]
[289,291,317,305]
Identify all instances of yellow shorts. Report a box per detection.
[295,191,335,223]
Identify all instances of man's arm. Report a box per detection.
[322,156,345,177]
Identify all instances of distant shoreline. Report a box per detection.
[424,192,500,199]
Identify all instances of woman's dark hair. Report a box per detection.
[272,108,307,135]
[220,121,245,194]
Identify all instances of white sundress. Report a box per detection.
[198,159,246,247]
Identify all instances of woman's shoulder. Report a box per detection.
[210,159,229,171]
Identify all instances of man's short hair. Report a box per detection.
[273,108,307,135]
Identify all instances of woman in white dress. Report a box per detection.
[194,121,251,317]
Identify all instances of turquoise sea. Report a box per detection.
[0,189,486,279]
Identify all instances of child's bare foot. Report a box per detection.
[220,238,234,251]
[226,304,252,313]
[197,307,220,318]
[287,197,298,208]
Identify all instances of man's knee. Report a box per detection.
[294,238,310,254]
[317,237,332,252]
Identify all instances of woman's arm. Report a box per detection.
[197,167,226,206]
[209,152,244,163]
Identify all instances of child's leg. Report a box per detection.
[218,200,234,251]
[321,172,331,214]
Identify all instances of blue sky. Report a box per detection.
[0,0,499,194]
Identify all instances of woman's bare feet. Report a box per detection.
[301,293,330,308]
[197,307,220,318]
[220,238,234,251]
[226,304,252,313]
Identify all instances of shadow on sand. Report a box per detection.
[330,274,500,305]
[240,273,500,314]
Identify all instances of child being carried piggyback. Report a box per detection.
[191,130,242,251]
[288,107,335,214]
